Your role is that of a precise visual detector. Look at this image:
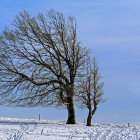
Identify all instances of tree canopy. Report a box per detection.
[0,9,105,125]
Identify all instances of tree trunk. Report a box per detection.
[86,110,92,126]
[86,105,97,126]
[66,96,76,124]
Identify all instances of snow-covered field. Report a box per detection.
[0,118,139,140]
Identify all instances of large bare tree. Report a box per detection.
[78,57,105,126]
[0,10,87,124]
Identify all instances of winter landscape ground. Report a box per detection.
[0,118,139,140]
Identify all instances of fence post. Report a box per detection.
[84,119,86,124]
[39,114,40,121]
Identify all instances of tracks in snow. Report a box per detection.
[92,124,140,140]
[0,119,139,140]
[2,122,37,140]
[7,123,29,140]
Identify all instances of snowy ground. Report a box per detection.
[0,118,139,140]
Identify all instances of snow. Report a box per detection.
[0,117,139,139]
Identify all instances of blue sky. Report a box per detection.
[0,0,140,124]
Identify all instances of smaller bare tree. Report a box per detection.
[78,57,105,126]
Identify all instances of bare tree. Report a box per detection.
[0,9,88,124]
[78,57,105,126]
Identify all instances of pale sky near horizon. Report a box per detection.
[0,0,140,124]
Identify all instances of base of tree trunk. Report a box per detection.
[66,118,76,124]
[86,118,92,126]
[86,112,92,126]
[66,96,76,124]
